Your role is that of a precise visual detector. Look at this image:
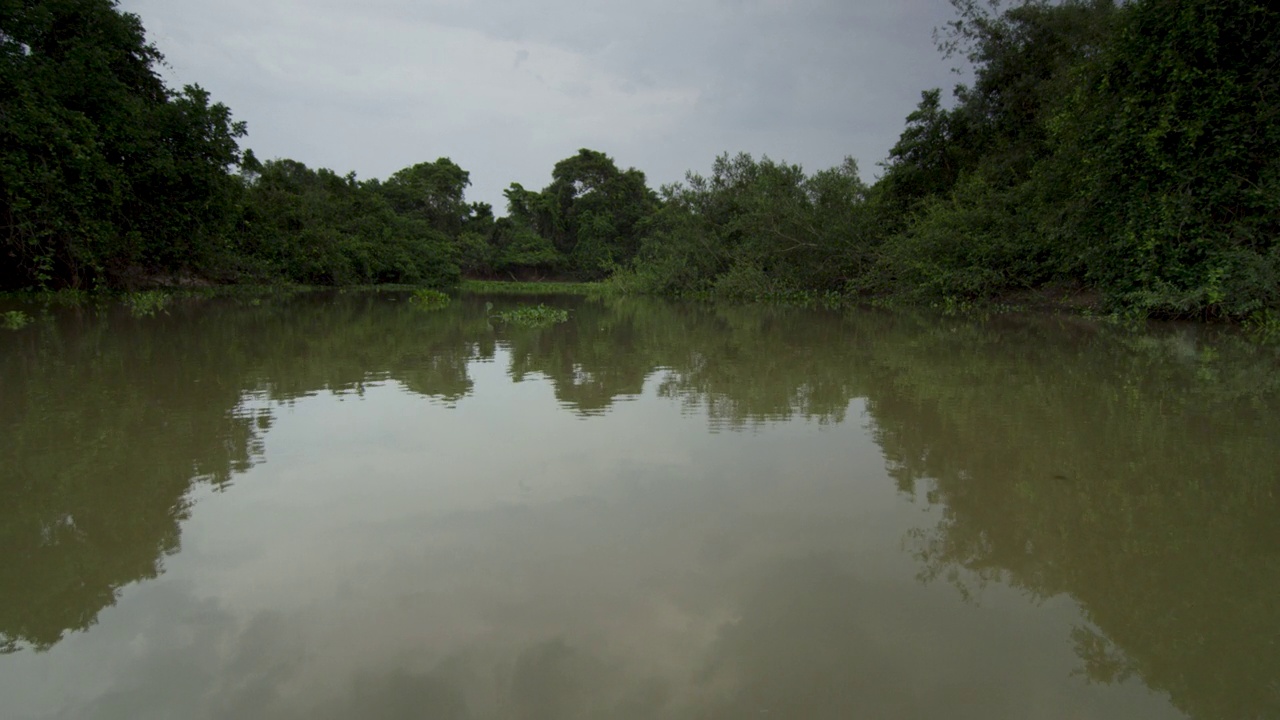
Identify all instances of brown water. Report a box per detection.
[1,291,1278,720]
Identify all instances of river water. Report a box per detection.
[1,291,1277,719]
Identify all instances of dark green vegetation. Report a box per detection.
[409,287,451,309]
[1,293,1277,717]
[615,0,1280,319]
[492,303,570,328]
[1,0,244,289]
[3,0,1277,319]
[0,1,647,292]
[1,309,31,328]
[1,0,465,290]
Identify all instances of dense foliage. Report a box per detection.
[231,158,461,286]
[613,0,1279,318]
[0,1,467,290]
[3,0,1276,318]
[1,0,245,288]
[490,149,658,279]
[612,153,873,300]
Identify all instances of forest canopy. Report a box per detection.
[2,0,1276,319]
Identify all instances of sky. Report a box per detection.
[117,0,966,210]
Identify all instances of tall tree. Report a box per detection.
[0,0,247,289]
[377,158,472,236]
[545,149,657,275]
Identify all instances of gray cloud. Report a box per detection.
[120,0,962,208]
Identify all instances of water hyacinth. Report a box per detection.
[492,304,569,328]
[410,288,451,310]
[2,310,33,330]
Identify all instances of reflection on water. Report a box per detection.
[1,292,1277,719]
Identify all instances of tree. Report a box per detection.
[0,0,247,289]
[869,0,1122,302]
[498,150,658,278]
[620,153,872,298]
[1060,0,1280,316]
[235,158,459,286]
[378,158,472,236]
[546,149,657,275]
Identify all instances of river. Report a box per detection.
[1,290,1277,719]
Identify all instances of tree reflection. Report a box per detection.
[0,292,488,653]
[865,317,1280,720]
[2,291,1278,720]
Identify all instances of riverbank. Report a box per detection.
[4,279,1276,344]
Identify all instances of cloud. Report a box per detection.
[119,0,961,207]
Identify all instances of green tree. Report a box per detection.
[546,149,657,275]
[621,153,871,298]
[377,158,472,236]
[235,159,459,287]
[0,0,247,289]
[1058,0,1280,316]
[875,89,970,218]
[499,150,659,279]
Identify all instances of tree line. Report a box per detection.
[3,0,1277,318]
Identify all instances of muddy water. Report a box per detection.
[1,291,1277,719]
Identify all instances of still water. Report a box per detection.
[1,291,1277,719]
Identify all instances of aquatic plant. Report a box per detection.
[409,288,451,309]
[2,310,33,329]
[123,291,171,318]
[493,304,569,328]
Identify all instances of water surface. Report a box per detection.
[2,292,1278,719]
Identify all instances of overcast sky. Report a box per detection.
[118,0,964,210]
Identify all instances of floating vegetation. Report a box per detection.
[493,304,569,328]
[2,310,33,330]
[409,288,451,309]
[123,290,171,318]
